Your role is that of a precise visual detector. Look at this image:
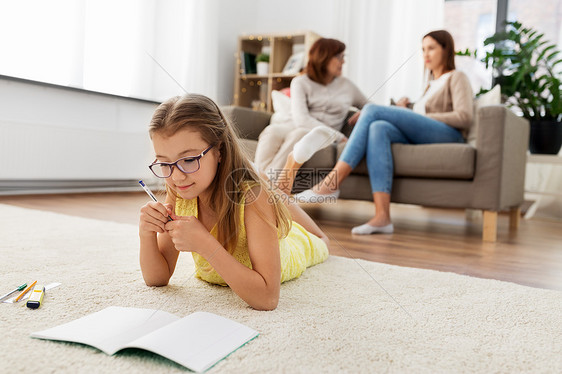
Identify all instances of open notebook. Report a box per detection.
[31,306,258,372]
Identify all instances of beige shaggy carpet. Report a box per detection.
[1,204,561,373]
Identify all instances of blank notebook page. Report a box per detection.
[31,307,179,355]
[128,311,258,373]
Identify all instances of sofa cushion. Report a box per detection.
[270,90,293,127]
[301,145,337,170]
[222,106,272,141]
[240,122,476,181]
[467,84,501,146]
[239,138,258,160]
[336,142,476,180]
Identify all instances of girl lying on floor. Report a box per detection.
[138,94,329,310]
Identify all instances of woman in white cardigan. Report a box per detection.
[254,38,366,178]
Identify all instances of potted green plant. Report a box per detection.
[256,53,270,75]
[479,21,562,154]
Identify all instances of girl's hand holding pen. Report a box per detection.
[165,215,215,254]
[139,202,175,235]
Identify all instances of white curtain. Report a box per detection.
[334,0,444,105]
[0,0,218,102]
[149,0,219,101]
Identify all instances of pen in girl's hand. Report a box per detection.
[138,180,173,221]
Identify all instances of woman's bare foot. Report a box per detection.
[312,169,342,195]
[276,152,302,195]
[311,161,353,195]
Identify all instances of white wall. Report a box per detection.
[0,1,444,193]
[0,77,159,193]
[249,0,444,104]
[215,0,260,105]
[254,0,342,37]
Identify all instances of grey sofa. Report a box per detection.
[221,105,530,242]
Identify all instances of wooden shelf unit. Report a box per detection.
[233,31,320,112]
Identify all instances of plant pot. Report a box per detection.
[256,62,269,75]
[529,119,562,154]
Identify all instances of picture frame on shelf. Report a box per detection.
[282,51,305,75]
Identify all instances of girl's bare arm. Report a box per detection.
[139,196,179,286]
[166,186,282,310]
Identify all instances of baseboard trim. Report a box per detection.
[0,179,160,195]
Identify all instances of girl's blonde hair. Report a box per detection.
[149,94,291,253]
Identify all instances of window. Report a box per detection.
[444,0,498,92]
[508,0,561,47]
[445,0,562,93]
[444,0,497,57]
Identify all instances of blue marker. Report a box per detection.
[138,180,173,221]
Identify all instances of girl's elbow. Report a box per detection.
[142,274,170,287]
[253,296,279,311]
[249,287,280,311]
[144,280,168,287]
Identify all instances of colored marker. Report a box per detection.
[138,180,173,221]
[14,280,37,302]
[27,284,45,309]
[0,283,27,301]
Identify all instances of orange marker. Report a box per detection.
[14,280,37,302]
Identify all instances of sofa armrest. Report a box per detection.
[472,105,530,210]
[221,105,272,141]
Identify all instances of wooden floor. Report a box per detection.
[1,192,561,291]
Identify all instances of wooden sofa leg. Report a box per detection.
[482,210,497,242]
[509,207,521,230]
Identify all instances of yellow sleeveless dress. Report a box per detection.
[175,194,329,286]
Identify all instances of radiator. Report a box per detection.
[0,120,159,194]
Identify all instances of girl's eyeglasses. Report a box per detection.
[149,144,215,178]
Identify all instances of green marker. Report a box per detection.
[0,283,27,301]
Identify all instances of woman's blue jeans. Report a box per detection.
[339,103,465,194]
